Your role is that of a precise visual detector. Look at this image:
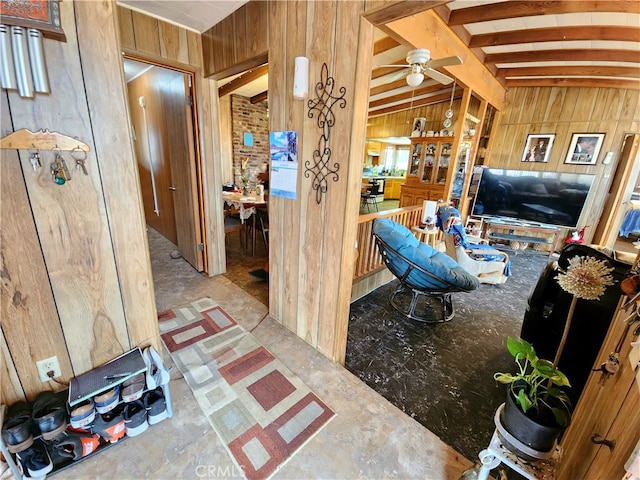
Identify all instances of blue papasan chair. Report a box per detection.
[372,218,480,323]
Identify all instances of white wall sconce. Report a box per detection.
[293,56,309,100]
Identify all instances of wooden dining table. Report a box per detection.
[222,192,267,256]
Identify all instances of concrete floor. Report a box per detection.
[58,228,473,480]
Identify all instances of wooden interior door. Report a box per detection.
[163,74,203,271]
[127,63,204,271]
[128,72,177,245]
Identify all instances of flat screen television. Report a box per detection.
[471,168,595,228]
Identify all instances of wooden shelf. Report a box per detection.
[482,219,560,257]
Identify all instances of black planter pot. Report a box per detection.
[497,390,570,459]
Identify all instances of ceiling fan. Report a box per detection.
[381,48,463,87]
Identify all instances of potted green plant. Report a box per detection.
[493,337,571,457]
[493,255,615,459]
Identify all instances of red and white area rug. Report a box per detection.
[158,298,335,480]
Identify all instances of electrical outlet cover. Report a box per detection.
[36,356,61,382]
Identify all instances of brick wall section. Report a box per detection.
[231,94,269,186]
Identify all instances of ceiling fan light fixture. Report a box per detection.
[406,72,424,87]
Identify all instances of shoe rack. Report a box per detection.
[0,347,172,479]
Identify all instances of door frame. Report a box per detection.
[592,133,640,248]
[123,53,208,274]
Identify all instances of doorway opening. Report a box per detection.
[123,57,206,276]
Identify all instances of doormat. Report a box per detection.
[158,298,335,480]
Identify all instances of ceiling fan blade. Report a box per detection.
[377,64,410,68]
[427,55,463,69]
[424,68,454,85]
[384,68,409,83]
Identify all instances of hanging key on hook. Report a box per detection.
[59,153,71,181]
[51,152,69,185]
[29,150,41,172]
[70,147,88,175]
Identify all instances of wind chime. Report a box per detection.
[0,0,65,98]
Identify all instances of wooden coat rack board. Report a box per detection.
[0,128,90,152]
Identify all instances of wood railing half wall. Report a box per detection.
[353,204,423,282]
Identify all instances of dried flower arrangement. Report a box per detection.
[553,255,615,366]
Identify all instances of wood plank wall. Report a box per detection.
[367,98,465,138]
[490,86,640,243]
[367,86,640,245]
[116,5,226,277]
[1,1,158,404]
[202,2,269,79]
[266,1,376,363]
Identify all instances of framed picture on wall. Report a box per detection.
[521,133,555,163]
[411,117,426,137]
[564,133,605,165]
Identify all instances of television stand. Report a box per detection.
[482,219,561,257]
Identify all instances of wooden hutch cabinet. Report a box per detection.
[400,137,454,207]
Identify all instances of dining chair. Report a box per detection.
[360,182,380,213]
[246,205,269,255]
[224,213,245,251]
[256,205,269,252]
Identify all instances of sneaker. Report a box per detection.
[69,399,96,429]
[93,385,120,414]
[15,439,53,477]
[143,346,171,388]
[31,391,67,441]
[143,388,168,425]
[123,400,148,437]
[51,430,100,461]
[1,401,34,453]
[121,374,145,402]
[92,407,126,443]
[142,347,157,390]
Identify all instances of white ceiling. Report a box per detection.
[117,0,247,33]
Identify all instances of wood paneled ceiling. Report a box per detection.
[120,1,640,116]
[369,0,640,116]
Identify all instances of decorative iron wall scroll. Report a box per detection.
[304,62,346,204]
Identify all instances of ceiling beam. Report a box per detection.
[485,49,640,64]
[383,9,506,109]
[505,77,640,90]
[218,64,268,97]
[363,0,450,27]
[369,83,453,108]
[470,26,640,48]
[250,91,268,104]
[373,36,400,55]
[497,65,640,79]
[448,0,640,26]
[369,91,462,117]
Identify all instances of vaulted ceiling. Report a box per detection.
[369,0,640,116]
[119,1,640,117]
